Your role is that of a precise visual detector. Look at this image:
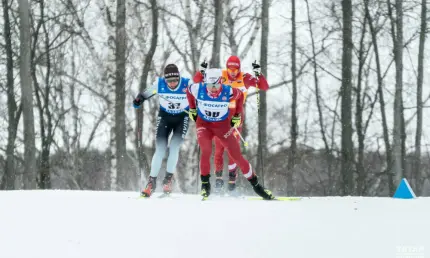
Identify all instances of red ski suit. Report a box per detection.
[193,70,269,173]
[186,83,255,179]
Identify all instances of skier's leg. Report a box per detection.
[196,125,214,197]
[227,111,244,191]
[213,137,225,191]
[142,116,169,197]
[163,115,190,193]
[216,126,274,200]
[150,116,170,178]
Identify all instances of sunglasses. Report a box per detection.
[166,78,179,83]
[227,68,239,74]
[207,83,221,89]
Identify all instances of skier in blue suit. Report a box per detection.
[133,64,192,197]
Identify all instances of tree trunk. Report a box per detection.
[392,0,404,187]
[115,0,127,188]
[19,0,37,189]
[136,0,158,188]
[256,0,269,186]
[2,0,19,189]
[287,0,297,195]
[104,0,117,190]
[305,0,333,193]
[365,0,393,193]
[210,0,223,68]
[340,0,354,195]
[414,0,426,194]
[38,0,52,189]
[355,7,368,195]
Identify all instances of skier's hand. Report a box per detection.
[231,114,241,128]
[189,108,197,121]
[200,60,208,74]
[252,60,261,77]
[133,94,144,108]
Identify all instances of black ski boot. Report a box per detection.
[248,176,275,200]
[214,171,224,193]
[141,176,157,197]
[228,169,237,191]
[201,174,211,198]
[162,172,173,194]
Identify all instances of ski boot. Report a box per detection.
[162,172,173,194]
[201,175,211,199]
[214,171,224,193]
[141,176,157,197]
[227,169,237,191]
[248,175,275,200]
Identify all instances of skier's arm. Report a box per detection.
[230,88,244,115]
[187,84,199,109]
[193,71,204,83]
[139,79,158,100]
[243,73,269,91]
[133,79,158,108]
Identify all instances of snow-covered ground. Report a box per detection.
[0,190,428,258]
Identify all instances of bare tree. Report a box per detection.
[364,0,393,193]
[210,0,223,67]
[388,0,405,188]
[256,0,269,185]
[287,0,297,195]
[135,0,158,185]
[223,0,260,59]
[340,0,354,195]
[413,0,426,194]
[115,0,127,188]
[2,0,22,189]
[19,0,37,189]
[161,0,211,74]
[99,0,119,190]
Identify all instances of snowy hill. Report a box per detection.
[0,190,428,258]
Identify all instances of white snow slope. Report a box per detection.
[0,190,428,258]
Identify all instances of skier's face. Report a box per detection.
[207,83,222,95]
[227,67,239,79]
[165,77,179,89]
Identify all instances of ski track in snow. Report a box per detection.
[0,190,428,258]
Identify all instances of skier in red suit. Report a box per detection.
[193,56,269,193]
[186,68,274,200]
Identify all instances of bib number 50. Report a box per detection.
[204,110,220,117]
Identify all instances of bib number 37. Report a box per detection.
[168,103,181,109]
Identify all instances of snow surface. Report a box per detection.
[0,190,428,258]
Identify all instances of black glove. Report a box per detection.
[252,61,261,77]
[133,94,144,108]
[200,60,208,74]
[231,114,241,128]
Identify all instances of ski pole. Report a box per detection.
[234,127,248,147]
